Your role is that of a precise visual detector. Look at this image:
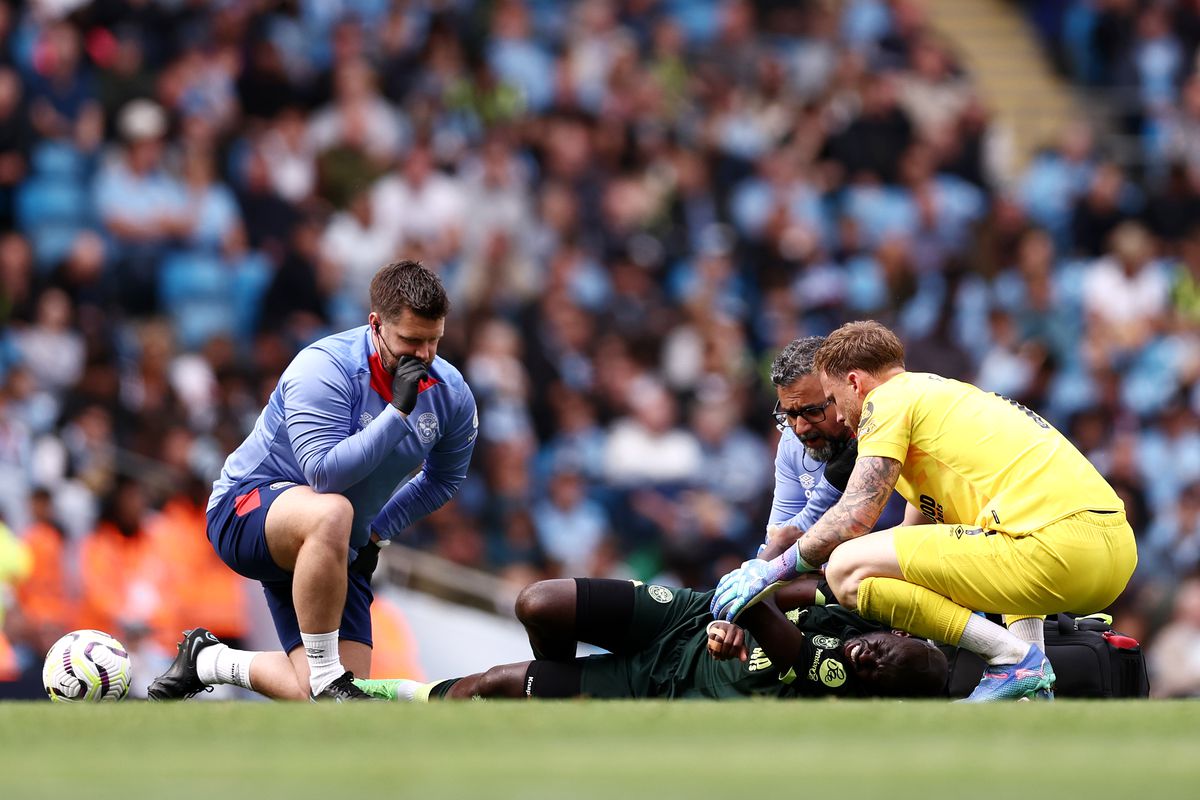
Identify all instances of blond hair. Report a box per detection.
[814,320,905,379]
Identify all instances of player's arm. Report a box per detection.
[771,576,820,612]
[710,456,900,622]
[902,501,925,526]
[761,440,859,559]
[284,348,413,493]
[795,455,901,568]
[370,388,478,540]
[734,602,807,670]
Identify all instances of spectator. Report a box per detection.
[603,376,701,488]
[92,99,187,315]
[0,66,32,230]
[1082,221,1170,367]
[26,20,102,153]
[371,138,463,257]
[11,487,74,659]
[1148,576,1200,697]
[532,467,609,576]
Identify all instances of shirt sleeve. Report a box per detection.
[282,347,412,494]
[768,435,809,526]
[371,386,478,539]
[854,380,912,464]
[785,476,842,531]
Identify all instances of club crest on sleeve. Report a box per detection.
[811,635,840,650]
[648,585,673,603]
[416,412,440,443]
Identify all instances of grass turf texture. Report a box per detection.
[2,700,1197,799]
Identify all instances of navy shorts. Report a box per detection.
[206,477,374,653]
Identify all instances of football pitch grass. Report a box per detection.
[2,700,1197,799]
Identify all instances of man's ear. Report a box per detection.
[847,370,865,398]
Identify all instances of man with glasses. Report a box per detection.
[763,337,905,563]
[148,260,478,702]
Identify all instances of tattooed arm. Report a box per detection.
[796,456,902,567]
[709,456,903,622]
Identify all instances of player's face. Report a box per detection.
[819,370,865,430]
[843,631,943,696]
[776,374,849,461]
[372,308,444,369]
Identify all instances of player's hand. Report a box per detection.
[822,437,858,492]
[391,355,428,415]
[349,541,381,578]
[710,559,781,623]
[706,621,748,662]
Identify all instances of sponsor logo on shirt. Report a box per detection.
[416,412,439,444]
[800,474,816,489]
[819,658,847,687]
[358,411,373,430]
[747,647,772,672]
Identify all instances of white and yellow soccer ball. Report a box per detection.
[42,630,133,703]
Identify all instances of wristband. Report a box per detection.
[771,541,817,582]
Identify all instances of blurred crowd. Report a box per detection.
[1,0,1199,697]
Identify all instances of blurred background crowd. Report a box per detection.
[0,0,1199,697]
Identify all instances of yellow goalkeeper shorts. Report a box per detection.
[892,510,1137,616]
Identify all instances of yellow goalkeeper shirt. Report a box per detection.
[854,372,1123,535]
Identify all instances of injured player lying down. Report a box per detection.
[355,577,947,701]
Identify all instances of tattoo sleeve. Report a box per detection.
[797,456,901,566]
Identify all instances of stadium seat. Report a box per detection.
[161,251,274,349]
[16,179,89,229]
[30,141,88,180]
[29,223,85,271]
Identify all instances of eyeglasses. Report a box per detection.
[773,398,833,430]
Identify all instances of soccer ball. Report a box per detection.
[42,630,133,703]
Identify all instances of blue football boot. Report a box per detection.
[961,644,1056,702]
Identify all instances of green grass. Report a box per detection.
[2,700,1198,799]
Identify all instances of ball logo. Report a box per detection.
[811,635,840,650]
[648,585,673,604]
[819,658,847,687]
[416,412,439,444]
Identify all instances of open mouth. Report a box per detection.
[844,640,863,670]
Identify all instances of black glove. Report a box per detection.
[822,437,858,492]
[349,541,381,578]
[391,354,428,415]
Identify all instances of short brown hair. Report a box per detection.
[814,320,905,378]
[369,260,449,320]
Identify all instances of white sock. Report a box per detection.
[301,630,345,695]
[1006,616,1045,651]
[393,679,422,702]
[958,614,1031,665]
[196,643,257,690]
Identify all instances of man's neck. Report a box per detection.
[861,366,905,396]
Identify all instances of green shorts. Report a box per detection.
[578,583,713,699]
